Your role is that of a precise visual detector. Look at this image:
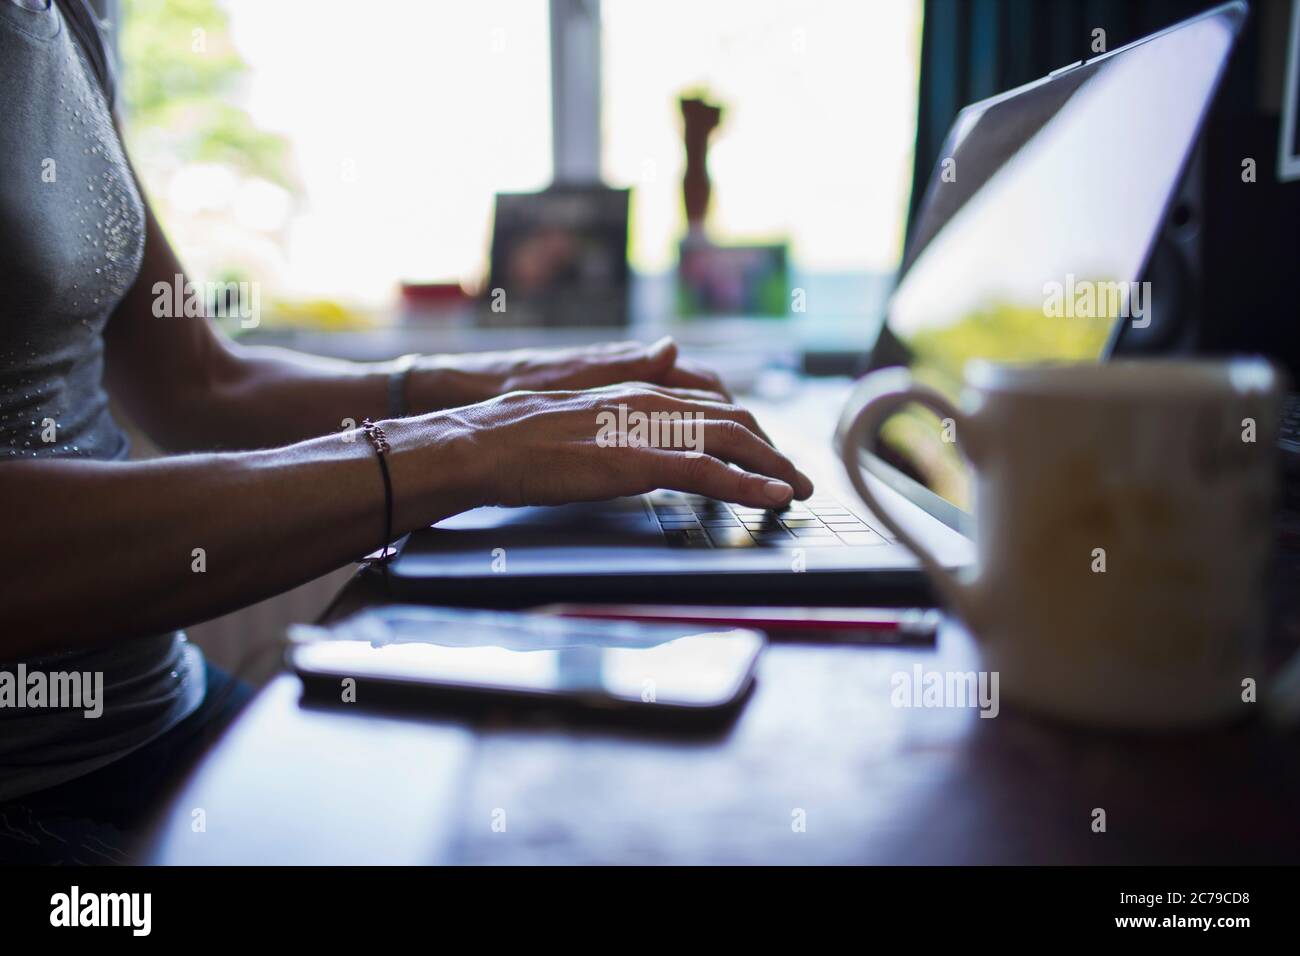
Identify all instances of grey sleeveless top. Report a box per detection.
[0,0,204,801]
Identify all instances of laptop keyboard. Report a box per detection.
[647,490,890,548]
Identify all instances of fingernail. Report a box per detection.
[651,336,674,355]
[764,479,793,504]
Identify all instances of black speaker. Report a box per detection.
[1117,2,1300,377]
[1120,140,1208,359]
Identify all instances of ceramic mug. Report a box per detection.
[838,359,1284,729]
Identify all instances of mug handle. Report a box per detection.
[837,368,977,621]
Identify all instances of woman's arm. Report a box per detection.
[102,196,411,452]
[1,416,457,660]
[1,384,812,660]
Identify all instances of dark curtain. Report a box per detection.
[908,0,1231,231]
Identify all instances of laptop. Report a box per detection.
[389,2,1248,605]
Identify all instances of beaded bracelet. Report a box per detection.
[360,418,395,564]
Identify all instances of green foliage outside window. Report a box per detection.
[120,0,294,189]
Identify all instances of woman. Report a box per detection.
[0,0,811,861]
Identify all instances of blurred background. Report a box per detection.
[111,0,922,353]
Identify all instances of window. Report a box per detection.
[120,0,921,319]
[601,0,922,282]
[122,0,553,309]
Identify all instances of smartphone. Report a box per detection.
[288,605,764,727]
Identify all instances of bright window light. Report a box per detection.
[601,0,922,278]
[124,0,553,309]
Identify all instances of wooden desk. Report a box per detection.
[141,384,1300,864]
[143,566,1300,865]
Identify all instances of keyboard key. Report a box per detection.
[751,530,793,543]
[660,518,701,528]
[700,516,741,527]
[791,527,835,537]
[781,518,823,528]
[665,530,712,547]
[837,531,887,546]
[825,521,868,532]
[706,527,757,548]
[654,506,695,516]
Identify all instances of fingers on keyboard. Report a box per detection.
[652,491,888,547]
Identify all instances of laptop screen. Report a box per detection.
[870,2,1244,514]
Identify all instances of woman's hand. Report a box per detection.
[410,337,729,410]
[415,383,813,512]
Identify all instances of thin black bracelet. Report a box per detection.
[360,418,395,563]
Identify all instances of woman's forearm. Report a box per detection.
[100,182,477,453]
[181,338,404,450]
[121,335,485,453]
[0,416,472,660]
